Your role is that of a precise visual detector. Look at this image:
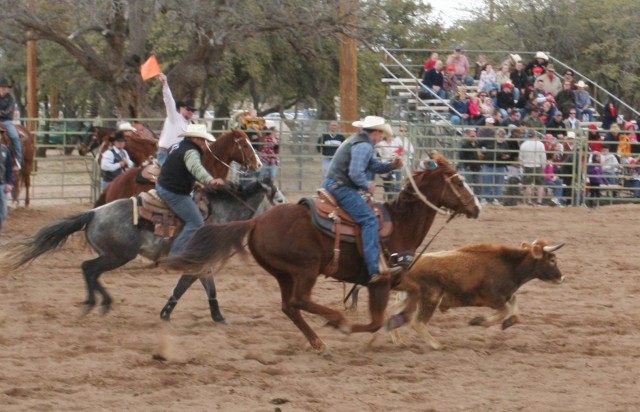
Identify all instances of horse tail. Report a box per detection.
[8,211,94,269]
[162,219,254,273]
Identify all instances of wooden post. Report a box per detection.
[26,0,37,132]
[339,0,358,135]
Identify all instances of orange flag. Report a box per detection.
[140,55,161,80]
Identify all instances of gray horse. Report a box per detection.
[8,179,286,318]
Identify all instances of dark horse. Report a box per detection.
[94,128,261,207]
[78,123,158,162]
[8,179,286,317]
[163,154,480,351]
[0,124,36,207]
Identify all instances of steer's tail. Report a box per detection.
[161,220,253,273]
[7,211,94,269]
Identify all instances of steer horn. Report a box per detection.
[543,243,565,252]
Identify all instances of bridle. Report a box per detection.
[205,136,255,173]
[404,162,475,218]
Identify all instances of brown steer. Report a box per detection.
[390,239,564,349]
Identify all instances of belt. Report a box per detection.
[158,147,170,153]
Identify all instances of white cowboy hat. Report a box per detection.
[576,80,587,88]
[535,51,548,60]
[352,115,393,137]
[117,121,137,132]
[179,124,216,142]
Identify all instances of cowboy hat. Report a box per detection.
[117,121,137,132]
[179,124,216,142]
[535,51,548,60]
[352,116,393,137]
[576,80,587,88]
[0,78,11,87]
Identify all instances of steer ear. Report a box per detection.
[543,243,565,253]
[531,243,544,259]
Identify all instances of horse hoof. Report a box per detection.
[81,303,94,316]
[99,305,111,316]
[469,316,485,326]
[501,316,518,330]
[213,317,228,325]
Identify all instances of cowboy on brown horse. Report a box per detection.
[0,78,21,169]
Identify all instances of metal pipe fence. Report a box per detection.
[16,118,640,207]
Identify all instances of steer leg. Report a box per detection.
[501,295,520,330]
[412,289,444,350]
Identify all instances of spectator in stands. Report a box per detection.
[600,146,620,184]
[479,63,498,92]
[544,144,565,207]
[533,78,547,106]
[446,45,474,86]
[586,152,605,207]
[519,130,547,206]
[517,88,535,119]
[563,109,583,138]
[449,89,470,126]
[496,83,516,119]
[421,52,439,76]
[540,100,558,125]
[556,80,576,119]
[502,109,521,128]
[459,128,483,193]
[496,62,512,89]
[442,65,459,98]
[525,51,548,77]
[523,106,545,132]
[507,123,524,155]
[574,81,594,122]
[420,59,446,99]
[317,121,345,178]
[586,123,603,152]
[561,131,578,205]
[258,126,280,182]
[395,125,415,169]
[563,69,576,89]
[540,64,562,97]
[603,123,621,153]
[481,126,510,206]
[601,99,618,130]
[478,91,495,123]
[546,110,565,137]
[474,54,487,80]
[625,121,640,156]
[467,93,485,125]
[510,60,528,102]
[620,155,640,197]
[376,132,403,200]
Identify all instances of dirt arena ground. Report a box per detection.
[1,200,639,411]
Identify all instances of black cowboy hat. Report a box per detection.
[175,98,196,111]
[0,78,12,87]
[110,131,127,142]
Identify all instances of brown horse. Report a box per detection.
[163,154,480,352]
[78,124,157,165]
[95,128,261,207]
[0,124,36,207]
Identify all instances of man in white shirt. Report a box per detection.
[519,131,547,205]
[100,132,134,191]
[156,73,195,165]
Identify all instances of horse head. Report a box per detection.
[204,128,262,179]
[404,153,480,219]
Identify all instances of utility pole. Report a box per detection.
[26,0,37,131]
[339,0,358,134]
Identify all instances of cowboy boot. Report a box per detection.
[160,295,178,321]
[209,298,227,324]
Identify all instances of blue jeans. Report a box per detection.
[258,163,277,181]
[156,183,204,255]
[545,178,564,201]
[322,157,333,179]
[324,179,379,277]
[1,120,21,165]
[482,165,506,201]
[0,184,6,236]
[156,150,168,166]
